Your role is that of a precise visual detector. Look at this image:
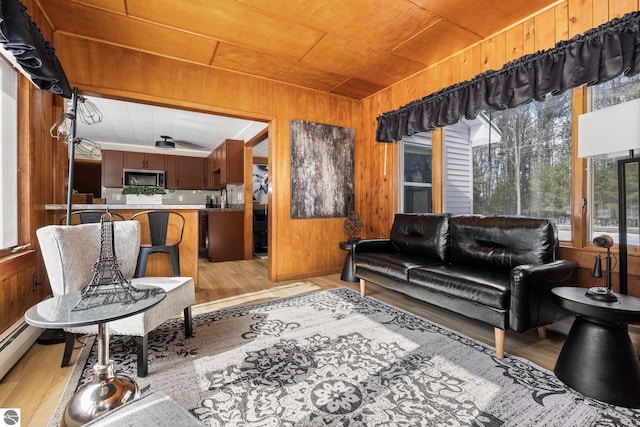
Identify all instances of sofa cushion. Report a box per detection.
[390,213,450,263]
[450,215,556,271]
[354,252,441,281]
[409,264,510,310]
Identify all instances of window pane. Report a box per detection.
[401,135,432,213]
[591,73,640,245]
[404,143,431,184]
[0,56,17,250]
[404,187,432,213]
[457,92,572,240]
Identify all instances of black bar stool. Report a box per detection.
[131,210,185,277]
[59,210,125,225]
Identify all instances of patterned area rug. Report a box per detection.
[52,287,640,426]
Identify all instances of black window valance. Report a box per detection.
[0,0,71,98]
[376,11,640,142]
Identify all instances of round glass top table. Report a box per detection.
[24,285,165,427]
[25,285,165,329]
[552,286,640,408]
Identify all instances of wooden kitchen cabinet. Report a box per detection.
[211,139,244,188]
[207,210,244,262]
[165,156,205,189]
[204,151,216,189]
[101,149,124,187]
[124,152,165,170]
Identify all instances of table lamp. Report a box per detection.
[578,97,640,297]
[586,234,617,302]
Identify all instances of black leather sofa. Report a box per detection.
[353,213,577,358]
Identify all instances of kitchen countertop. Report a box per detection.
[201,205,245,212]
[46,204,246,211]
[47,204,207,210]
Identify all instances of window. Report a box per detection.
[0,55,17,251]
[589,73,640,244]
[434,92,573,239]
[400,134,432,213]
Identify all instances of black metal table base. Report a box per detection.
[339,241,358,283]
[554,316,640,408]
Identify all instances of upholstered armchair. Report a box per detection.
[36,220,195,377]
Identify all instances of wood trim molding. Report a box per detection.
[246,127,268,147]
[571,86,588,248]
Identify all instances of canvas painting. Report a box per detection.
[290,119,355,219]
[253,164,268,202]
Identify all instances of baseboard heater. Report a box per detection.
[0,318,42,380]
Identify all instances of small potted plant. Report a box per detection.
[121,186,165,205]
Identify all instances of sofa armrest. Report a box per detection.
[353,239,395,255]
[509,260,578,333]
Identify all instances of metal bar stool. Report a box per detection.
[131,210,185,277]
[59,210,125,225]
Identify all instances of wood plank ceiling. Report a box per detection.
[38,0,560,99]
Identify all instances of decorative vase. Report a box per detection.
[125,194,163,205]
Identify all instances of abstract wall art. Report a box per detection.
[290,119,355,219]
[253,164,268,202]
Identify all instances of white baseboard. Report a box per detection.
[0,318,42,380]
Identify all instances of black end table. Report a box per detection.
[552,287,640,408]
[339,239,359,283]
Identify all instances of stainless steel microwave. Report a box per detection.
[123,169,165,188]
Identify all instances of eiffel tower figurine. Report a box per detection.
[73,212,139,311]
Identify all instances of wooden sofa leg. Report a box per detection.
[494,328,505,359]
[537,326,547,339]
[360,279,366,297]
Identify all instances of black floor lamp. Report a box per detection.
[578,97,640,297]
[37,88,103,344]
[618,155,640,295]
[50,87,102,225]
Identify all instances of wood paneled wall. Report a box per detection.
[361,0,640,295]
[21,0,639,288]
[51,34,363,282]
[1,0,57,333]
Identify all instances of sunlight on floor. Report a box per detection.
[192,282,322,314]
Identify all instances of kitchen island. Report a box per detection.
[45,204,202,286]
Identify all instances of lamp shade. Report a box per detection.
[578,97,640,158]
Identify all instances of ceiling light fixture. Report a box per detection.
[155,135,175,149]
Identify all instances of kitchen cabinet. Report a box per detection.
[166,156,205,189]
[101,150,124,187]
[207,210,244,262]
[124,152,165,170]
[204,151,216,189]
[211,139,244,188]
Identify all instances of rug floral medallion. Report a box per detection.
[55,288,640,426]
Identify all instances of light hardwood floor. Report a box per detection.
[1,258,571,426]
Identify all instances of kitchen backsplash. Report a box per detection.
[102,184,244,205]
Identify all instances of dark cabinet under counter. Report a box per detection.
[207,210,244,262]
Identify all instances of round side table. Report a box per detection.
[24,285,166,426]
[339,239,359,283]
[552,287,640,408]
